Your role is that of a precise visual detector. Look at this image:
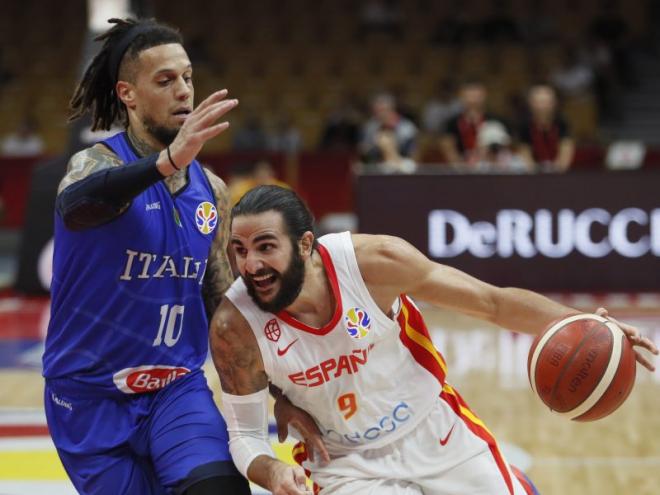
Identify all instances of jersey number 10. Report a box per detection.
[153,304,185,347]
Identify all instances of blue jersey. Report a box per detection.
[43,132,220,397]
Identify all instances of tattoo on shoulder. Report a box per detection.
[58,144,123,193]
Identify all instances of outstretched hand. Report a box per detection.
[164,89,238,171]
[596,307,658,371]
[273,392,330,464]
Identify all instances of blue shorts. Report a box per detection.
[45,369,240,495]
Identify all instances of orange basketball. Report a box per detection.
[527,314,637,421]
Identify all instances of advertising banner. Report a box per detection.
[356,172,660,291]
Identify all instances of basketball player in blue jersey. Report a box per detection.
[42,17,251,495]
[210,185,657,495]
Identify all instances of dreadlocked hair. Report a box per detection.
[69,17,183,131]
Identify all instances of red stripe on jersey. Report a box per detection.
[441,386,515,495]
[292,441,322,494]
[397,296,447,385]
[511,465,539,495]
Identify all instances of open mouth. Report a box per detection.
[250,272,278,292]
[172,109,191,119]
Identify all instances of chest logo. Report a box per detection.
[345,307,371,339]
[195,201,218,234]
[277,338,299,357]
[264,318,281,342]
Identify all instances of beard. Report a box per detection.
[244,245,306,314]
[143,115,179,147]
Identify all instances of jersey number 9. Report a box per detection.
[338,392,358,420]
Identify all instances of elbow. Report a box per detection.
[60,200,120,231]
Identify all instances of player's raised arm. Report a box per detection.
[210,298,311,495]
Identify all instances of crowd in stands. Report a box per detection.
[0,0,653,171]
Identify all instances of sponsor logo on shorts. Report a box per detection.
[113,365,190,394]
[265,318,281,342]
[195,201,218,235]
[344,307,371,339]
[50,392,73,411]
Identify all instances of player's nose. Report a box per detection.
[245,251,265,273]
[174,75,191,100]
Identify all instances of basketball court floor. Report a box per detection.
[1,292,659,494]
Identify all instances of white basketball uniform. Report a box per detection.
[225,232,534,495]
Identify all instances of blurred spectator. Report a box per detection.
[440,80,506,167]
[583,32,624,122]
[421,79,462,135]
[1,117,44,157]
[319,98,362,151]
[518,84,575,173]
[227,160,290,205]
[373,128,417,174]
[550,45,594,98]
[268,114,302,155]
[588,0,635,87]
[357,0,403,40]
[232,114,268,151]
[474,121,531,173]
[360,92,417,164]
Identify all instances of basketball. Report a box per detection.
[527,314,637,421]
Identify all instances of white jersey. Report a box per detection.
[225,232,447,455]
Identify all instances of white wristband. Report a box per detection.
[221,388,274,478]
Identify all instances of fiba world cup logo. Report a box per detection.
[195,202,218,234]
[345,307,371,339]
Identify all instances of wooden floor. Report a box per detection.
[2,295,659,495]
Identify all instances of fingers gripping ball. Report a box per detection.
[527,313,636,421]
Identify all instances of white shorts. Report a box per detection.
[296,394,537,495]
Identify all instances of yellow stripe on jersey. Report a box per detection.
[400,301,448,375]
[442,383,494,437]
[292,443,307,458]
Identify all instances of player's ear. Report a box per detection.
[116,81,137,109]
[299,231,314,259]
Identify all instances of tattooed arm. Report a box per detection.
[201,169,235,319]
[58,144,124,194]
[211,299,310,494]
[56,143,166,230]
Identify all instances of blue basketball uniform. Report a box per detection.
[43,132,237,494]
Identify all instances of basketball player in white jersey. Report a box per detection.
[211,185,657,495]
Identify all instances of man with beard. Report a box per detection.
[210,185,657,495]
[43,17,248,495]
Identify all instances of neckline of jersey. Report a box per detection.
[122,131,192,199]
[275,243,343,335]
